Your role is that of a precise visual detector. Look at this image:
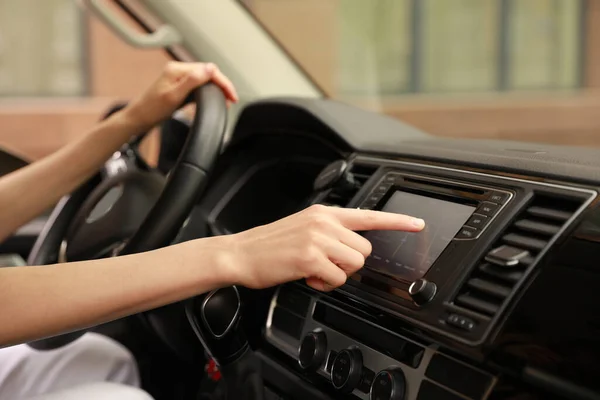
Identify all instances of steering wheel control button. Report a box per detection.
[488,192,510,204]
[370,369,406,400]
[298,331,328,371]
[485,245,530,267]
[331,347,363,394]
[447,314,475,331]
[476,201,500,217]
[456,226,478,240]
[465,214,490,229]
[408,279,437,306]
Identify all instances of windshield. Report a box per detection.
[240,0,593,146]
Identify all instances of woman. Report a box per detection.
[0,62,424,399]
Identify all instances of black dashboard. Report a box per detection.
[180,97,600,400]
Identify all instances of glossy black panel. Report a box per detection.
[493,201,600,395]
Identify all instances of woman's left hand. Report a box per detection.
[123,62,238,131]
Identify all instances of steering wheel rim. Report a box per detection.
[27,83,228,350]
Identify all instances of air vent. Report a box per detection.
[452,193,584,318]
[319,163,378,207]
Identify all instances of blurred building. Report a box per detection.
[1,0,600,162]
[0,0,167,161]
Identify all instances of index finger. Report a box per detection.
[328,208,425,232]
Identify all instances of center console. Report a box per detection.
[264,156,598,399]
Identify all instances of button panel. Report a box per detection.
[266,287,497,400]
[358,172,513,242]
[446,314,475,331]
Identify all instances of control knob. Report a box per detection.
[313,160,358,193]
[370,369,406,400]
[298,331,328,371]
[330,347,363,394]
[408,279,437,306]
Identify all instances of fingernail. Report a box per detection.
[412,218,425,228]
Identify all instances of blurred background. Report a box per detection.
[0,0,597,164]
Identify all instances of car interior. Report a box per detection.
[1,1,600,400]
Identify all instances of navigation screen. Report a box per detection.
[364,191,475,282]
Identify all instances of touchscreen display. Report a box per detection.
[364,191,475,282]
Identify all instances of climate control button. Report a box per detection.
[370,368,406,400]
[331,347,363,394]
[298,331,328,371]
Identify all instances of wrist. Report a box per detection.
[118,103,152,134]
[186,235,242,290]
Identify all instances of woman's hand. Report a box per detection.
[227,205,425,291]
[123,62,238,131]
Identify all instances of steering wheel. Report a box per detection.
[26,83,227,350]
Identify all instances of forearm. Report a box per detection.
[0,236,235,347]
[0,110,143,242]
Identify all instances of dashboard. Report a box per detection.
[179,97,600,400]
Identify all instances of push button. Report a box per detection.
[455,226,478,239]
[357,368,375,393]
[447,314,475,331]
[465,214,489,229]
[477,201,500,217]
[367,193,383,204]
[325,351,337,373]
[383,174,398,184]
[488,192,510,204]
[374,183,392,194]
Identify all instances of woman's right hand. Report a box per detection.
[227,204,425,291]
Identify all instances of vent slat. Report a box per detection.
[514,219,560,236]
[527,206,571,222]
[466,278,512,299]
[479,263,524,283]
[455,294,499,316]
[520,255,534,266]
[502,233,547,252]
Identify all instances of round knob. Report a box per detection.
[370,369,406,400]
[298,331,328,371]
[408,279,437,306]
[331,347,363,394]
[313,160,356,192]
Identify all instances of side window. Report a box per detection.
[0,0,85,96]
[0,0,169,163]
